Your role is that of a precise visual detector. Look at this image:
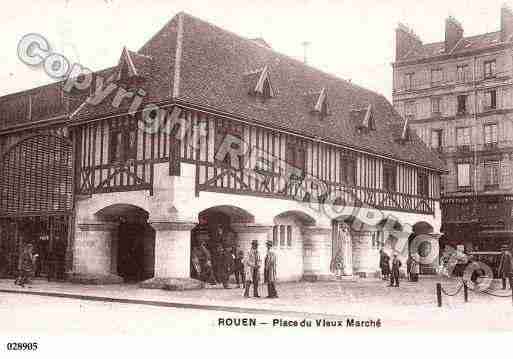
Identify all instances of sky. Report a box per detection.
[0,0,511,101]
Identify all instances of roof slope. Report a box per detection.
[176,13,444,170]
[0,12,444,171]
[398,31,506,62]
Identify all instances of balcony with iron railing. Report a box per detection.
[392,69,512,95]
[433,140,510,156]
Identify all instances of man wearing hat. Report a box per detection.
[498,245,512,290]
[389,253,402,288]
[264,240,278,298]
[243,240,261,298]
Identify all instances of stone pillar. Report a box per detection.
[140,221,203,290]
[341,228,353,276]
[351,230,380,278]
[151,221,195,278]
[302,226,333,281]
[71,222,123,284]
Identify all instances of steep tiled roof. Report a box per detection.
[175,13,444,170]
[0,12,444,171]
[398,31,506,62]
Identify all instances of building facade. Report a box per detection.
[392,6,513,253]
[0,12,444,285]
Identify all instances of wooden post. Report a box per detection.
[436,282,442,307]
[463,280,468,302]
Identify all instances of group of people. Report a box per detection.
[379,249,420,288]
[191,241,243,288]
[191,238,278,298]
[11,239,67,287]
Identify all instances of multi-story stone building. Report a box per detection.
[0,12,444,285]
[392,6,513,253]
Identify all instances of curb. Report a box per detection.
[0,288,358,321]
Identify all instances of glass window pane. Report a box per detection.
[279,225,285,246]
[457,163,470,187]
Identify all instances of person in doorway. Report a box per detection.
[243,240,261,298]
[379,249,390,281]
[330,249,344,279]
[214,244,225,286]
[410,253,420,282]
[15,243,37,287]
[389,254,401,288]
[406,255,413,281]
[264,240,278,298]
[218,244,233,289]
[198,241,216,285]
[233,249,245,288]
[191,245,202,279]
[498,245,513,290]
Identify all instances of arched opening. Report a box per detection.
[191,205,254,283]
[409,221,436,275]
[272,211,316,281]
[95,204,155,282]
[273,211,315,249]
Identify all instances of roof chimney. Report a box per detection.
[445,16,463,52]
[501,4,513,42]
[301,41,311,64]
[395,23,422,61]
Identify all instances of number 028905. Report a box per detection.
[6,342,38,351]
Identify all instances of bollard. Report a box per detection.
[463,281,468,302]
[511,283,513,307]
[436,283,442,307]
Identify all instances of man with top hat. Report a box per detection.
[498,244,513,290]
[243,240,261,298]
[264,240,278,298]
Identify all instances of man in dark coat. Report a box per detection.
[218,244,234,289]
[233,248,245,288]
[389,254,402,288]
[264,240,278,298]
[379,249,390,281]
[498,246,513,290]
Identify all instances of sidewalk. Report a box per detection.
[1,276,512,330]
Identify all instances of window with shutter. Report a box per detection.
[286,138,306,178]
[383,163,397,192]
[109,122,137,163]
[417,172,429,196]
[340,154,356,186]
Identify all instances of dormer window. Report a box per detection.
[246,65,275,100]
[312,87,329,119]
[262,79,272,99]
[115,47,152,88]
[398,117,411,143]
[356,104,375,132]
[117,47,138,81]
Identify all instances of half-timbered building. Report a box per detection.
[0,12,445,285]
